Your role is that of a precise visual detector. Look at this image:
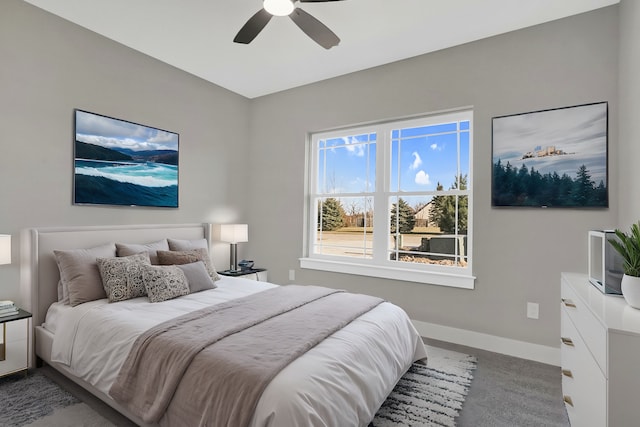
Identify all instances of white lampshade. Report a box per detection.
[0,235,11,265]
[214,224,248,244]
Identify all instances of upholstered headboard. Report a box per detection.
[27,223,211,328]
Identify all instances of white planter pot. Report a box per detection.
[621,274,640,309]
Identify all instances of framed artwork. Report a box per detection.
[73,109,179,208]
[492,102,608,208]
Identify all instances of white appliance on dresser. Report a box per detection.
[561,272,640,427]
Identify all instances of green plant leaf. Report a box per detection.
[610,222,640,276]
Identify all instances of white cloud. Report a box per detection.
[415,170,431,185]
[430,143,441,151]
[410,151,422,170]
[342,136,365,157]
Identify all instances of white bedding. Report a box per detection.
[46,276,427,427]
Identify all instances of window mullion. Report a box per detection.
[306,137,319,257]
[372,125,390,264]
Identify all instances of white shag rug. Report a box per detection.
[371,345,477,427]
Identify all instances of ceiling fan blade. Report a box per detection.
[289,8,340,49]
[234,9,273,44]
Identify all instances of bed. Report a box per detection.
[28,223,427,427]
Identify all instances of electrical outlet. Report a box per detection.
[527,302,539,319]
[289,269,295,281]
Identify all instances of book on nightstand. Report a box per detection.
[0,301,18,317]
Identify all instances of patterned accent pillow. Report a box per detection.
[142,265,190,303]
[97,253,151,303]
[157,248,220,281]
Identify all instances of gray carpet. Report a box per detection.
[428,339,570,427]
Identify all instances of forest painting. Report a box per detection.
[492,102,608,208]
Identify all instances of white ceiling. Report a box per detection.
[23,0,618,99]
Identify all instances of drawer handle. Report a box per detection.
[561,337,575,347]
[562,298,576,308]
[563,395,574,407]
[562,369,573,378]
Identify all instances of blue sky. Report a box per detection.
[75,110,179,152]
[318,122,469,195]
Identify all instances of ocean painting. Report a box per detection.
[492,102,608,208]
[73,110,179,208]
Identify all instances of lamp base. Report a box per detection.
[229,243,238,272]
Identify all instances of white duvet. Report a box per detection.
[46,277,427,427]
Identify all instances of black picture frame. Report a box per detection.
[491,102,608,208]
[73,109,179,208]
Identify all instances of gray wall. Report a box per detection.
[0,0,627,349]
[247,7,619,348]
[0,0,251,303]
[619,0,640,228]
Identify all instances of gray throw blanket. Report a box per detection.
[109,285,383,427]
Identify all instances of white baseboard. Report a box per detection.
[412,320,560,366]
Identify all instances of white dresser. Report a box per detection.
[561,272,640,426]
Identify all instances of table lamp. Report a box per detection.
[0,235,10,265]
[214,224,248,272]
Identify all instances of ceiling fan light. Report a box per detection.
[263,0,294,16]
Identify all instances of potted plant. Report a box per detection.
[609,222,640,308]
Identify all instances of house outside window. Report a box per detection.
[301,109,475,289]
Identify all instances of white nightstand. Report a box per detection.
[219,268,268,282]
[0,309,31,378]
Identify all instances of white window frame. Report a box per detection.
[301,109,475,289]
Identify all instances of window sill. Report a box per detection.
[299,257,475,289]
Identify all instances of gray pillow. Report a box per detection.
[167,238,208,251]
[157,248,220,281]
[116,240,169,265]
[97,252,151,302]
[54,243,117,307]
[176,261,217,293]
[142,264,190,303]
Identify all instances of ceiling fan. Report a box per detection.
[234,0,344,49]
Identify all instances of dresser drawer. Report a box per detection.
[561,280,607,374]
[4,318,28,343]
[561,308,607,427]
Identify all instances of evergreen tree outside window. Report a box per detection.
[302,110,474,289]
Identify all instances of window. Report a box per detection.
[301,109,474,289]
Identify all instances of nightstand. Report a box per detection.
[0,309,31,378]
[219,268,268,282]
